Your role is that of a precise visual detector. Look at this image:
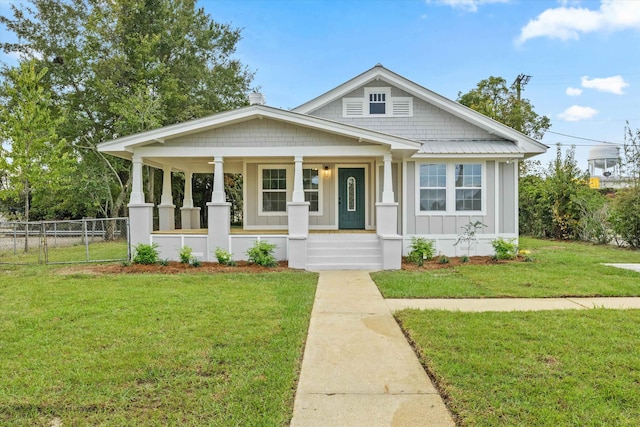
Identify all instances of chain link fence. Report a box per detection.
[0,217,130,264]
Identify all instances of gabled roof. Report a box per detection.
[293,64,547,156]
[97,104,421,159]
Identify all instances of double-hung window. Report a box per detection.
[261,168,287,213]
[419,164,447,211]
[417,163,483,214]
[303,168,319,212]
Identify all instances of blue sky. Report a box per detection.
[2,0,639,170]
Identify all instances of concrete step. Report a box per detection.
[306,262,383,271]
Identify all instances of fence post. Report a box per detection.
[83,218,90,262]
[13,223,17,255]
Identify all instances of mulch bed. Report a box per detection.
[56,256,523,275]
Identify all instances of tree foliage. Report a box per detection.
[457,76,551,140]
[0,60,74,224]
[1,0,253,219]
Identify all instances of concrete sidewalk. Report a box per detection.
[291,270,454,427]
[387,296,640,312]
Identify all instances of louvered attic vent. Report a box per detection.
[342,87,413,118]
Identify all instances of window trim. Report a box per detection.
[257,164,324,216]
[415,161,486,216]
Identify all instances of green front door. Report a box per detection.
[338,168,365,229]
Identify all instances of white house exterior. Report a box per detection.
[97,65,547,270]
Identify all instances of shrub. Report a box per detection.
[491,238,518,260]
[407,237,435,266]
[610,187,640,248]
[190,258,201,267]
[179,246,193,264]
[461,255,470,263]
[246,240,278,267]
[132,243,160,265]
[438,256,450,264]
[215,247,237,266]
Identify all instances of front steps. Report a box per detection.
[305,233,382,271]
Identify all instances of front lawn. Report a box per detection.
[0,266,317,426]
[373,238,640,298]
[398,309,640,426]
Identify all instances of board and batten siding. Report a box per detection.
[309,82,495,142]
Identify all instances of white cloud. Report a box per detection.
[566,87,583,96]
[558,105,598,121]
[428,0,509,13]
[581,75,629,95]
[517,0,640,44]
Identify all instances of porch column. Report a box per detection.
[382,153,395,203]
[208,157,231,261]
[128,153,154,247]
[376,153,401,270]
[288,155,309,269]
[158,165,175,230]
[180,171,201,229]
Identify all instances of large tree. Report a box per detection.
[0,60,73,246]
[1,0,253,219]
[457,76,551,140]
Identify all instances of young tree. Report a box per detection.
[457,76,551,140]
[0,60,73,247]
[1,0,253,219]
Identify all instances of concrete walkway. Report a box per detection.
[291,270,455,427]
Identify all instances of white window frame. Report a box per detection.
[415,161,485,216]
[303,165,323,216]
[258,164,324,216]
[342,87,413,118]
[258,164,289,216]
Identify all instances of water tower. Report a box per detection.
[587,144,621,177]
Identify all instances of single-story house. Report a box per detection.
[97,64,547,270]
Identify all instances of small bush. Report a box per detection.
[159,258,170,266]
[246,240,278,267]
[461,255,470,263]
[179,246,193,264]
[191,258,201,267]
[491,238,518,260]
[407,237,436,266]
[438,256,450,264]
[215,247,237,266]
[133,243,160,265]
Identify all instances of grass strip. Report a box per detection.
[397,309,640,426]
[373,238,640,298]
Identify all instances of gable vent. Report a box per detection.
[344,100,364,117]
[392,99,412,116]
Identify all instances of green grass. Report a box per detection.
[0,240,129,264]
[0,266,317,426]
[373,238,640,298]
[397,309,640,426]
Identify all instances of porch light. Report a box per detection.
[323,165,331,178]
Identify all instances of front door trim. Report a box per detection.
[334,163,371,230]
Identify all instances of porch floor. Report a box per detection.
[152,228,376,235]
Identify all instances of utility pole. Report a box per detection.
[511,73,531,101]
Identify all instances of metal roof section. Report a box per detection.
[415,140,527,158]
[293,64,547,156]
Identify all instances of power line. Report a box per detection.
[545,130,624,145]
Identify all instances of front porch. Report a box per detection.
[149,228,391,270]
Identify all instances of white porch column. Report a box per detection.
[382,153,395,203]
[158,165,175,230]
[207,157,231,261]
[211,157,226,203]
[180,171,201,229]
[376,153,401,270]
[292,156,305,203]
[128,153,154,247]
[288,156,309,269]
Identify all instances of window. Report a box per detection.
[417,163,483,214]
[455,164,482,211]
[303,168,319,212]
[419,164,446,211]
[342,87,412,118]
[262,168,287,212]
[369,92,386,115]
[347,176,357,211]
